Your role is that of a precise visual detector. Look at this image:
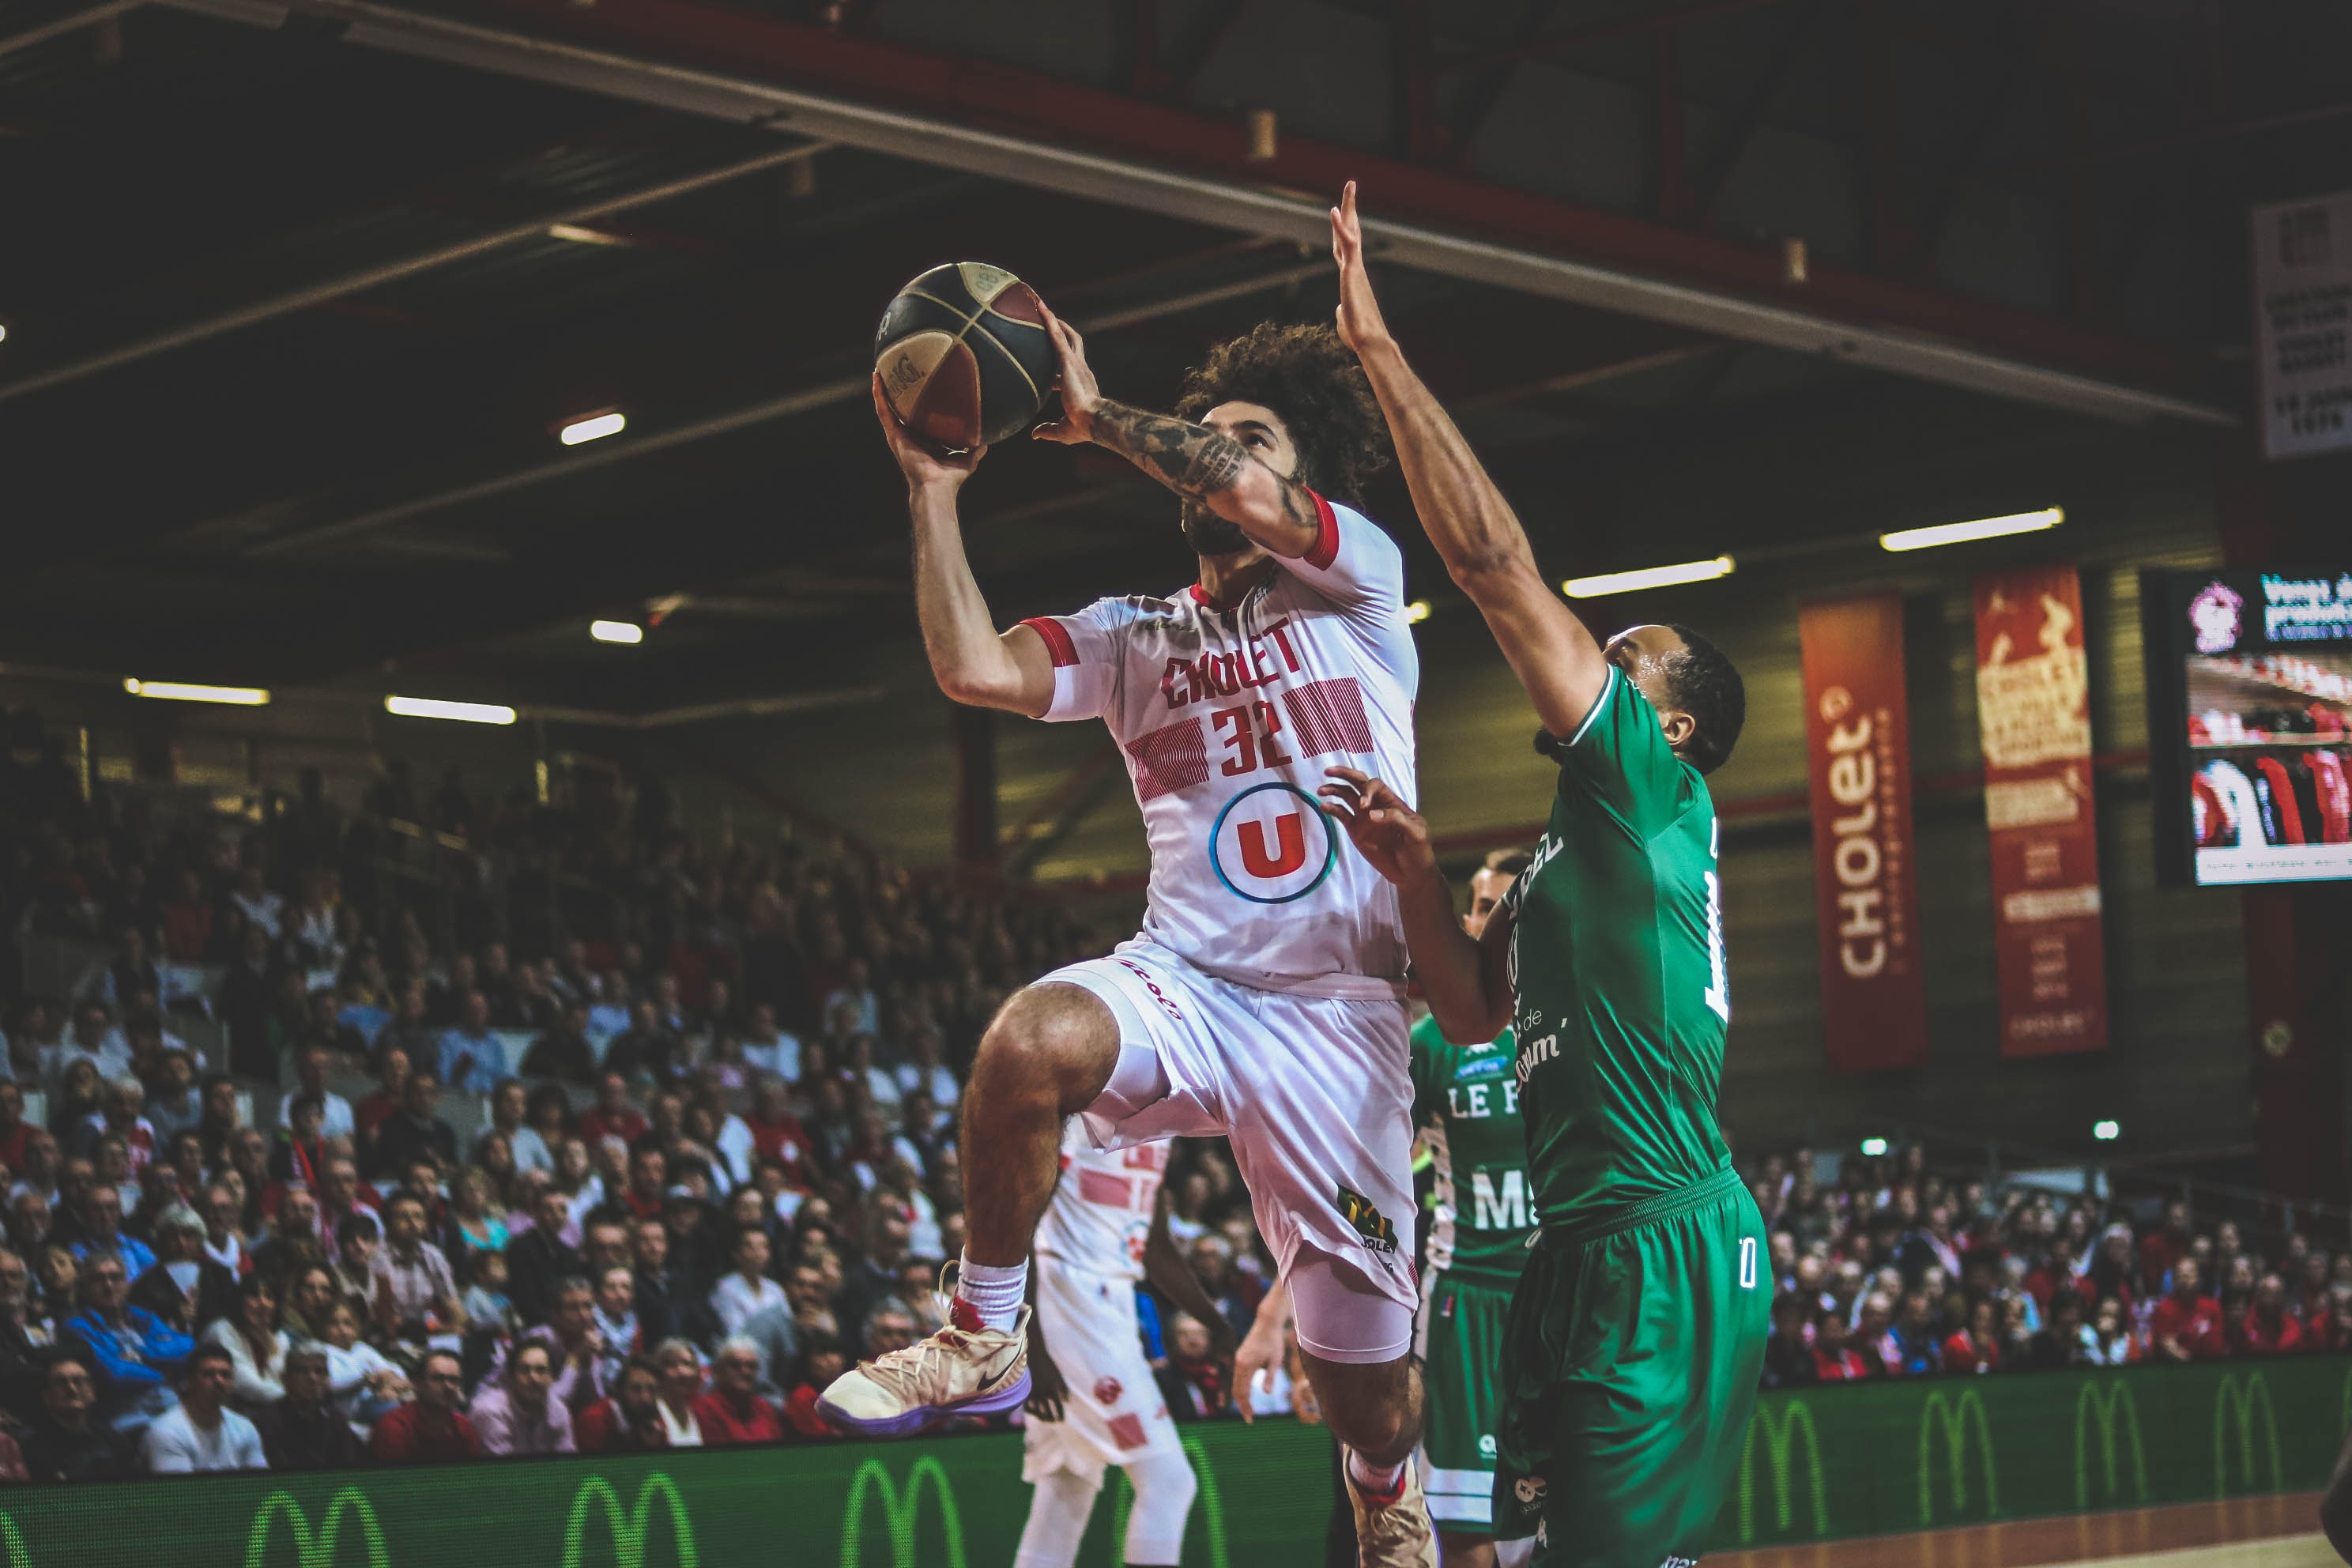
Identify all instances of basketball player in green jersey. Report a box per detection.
[1319,182,1766,1568]
[1412,848,1535,1568]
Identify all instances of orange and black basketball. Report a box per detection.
[874,262,1057,450]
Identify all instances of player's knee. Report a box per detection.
[973,984,1118,1111]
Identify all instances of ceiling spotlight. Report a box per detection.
[1859,1136,1889,1157]
[591,620,644,645]
[1880,507,2063,552]
[1404,600,1431,625]
[1562,556,1734,599]
[122,678,270,707]
[2093,1119,2120,1142]
[0,322,9,345]
[559,411,627,447]
[384,695,517,726]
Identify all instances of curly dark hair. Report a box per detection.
[1172,322,1391,506]
[1661,623,1745,776]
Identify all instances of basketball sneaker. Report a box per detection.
[816,1305,1033,1438]
[1340,1446,1439,1568]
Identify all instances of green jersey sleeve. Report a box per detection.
[1551,664,1698,839]
[1408,1012,1448,1125]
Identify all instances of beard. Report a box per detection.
[1179,503,1250,559]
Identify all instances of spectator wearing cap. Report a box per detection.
[66,1248,190,1427]
[20,1355,130,1481]
[2149,1256,2226,1361]
[143,1343,268,1472]
[577,1355,669,1453]
[470,1336,575,1456]
[279,1048,356,1144]
[694,1337,783,1446]
[252,1343,362,1471]
[131,1204,237,1333]
[369,1349,480,1463]
[205,1271,290,1410]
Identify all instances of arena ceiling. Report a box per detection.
[0,0,2344,726]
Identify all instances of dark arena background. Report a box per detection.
[0,0,2350,1564]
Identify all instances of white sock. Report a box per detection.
[954,1253,1027,1333]
[1347,1449,1406,1499]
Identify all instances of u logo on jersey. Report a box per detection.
[1208,782,1338,903]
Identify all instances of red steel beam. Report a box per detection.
[466,0,2196,389]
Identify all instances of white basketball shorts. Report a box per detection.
[1036,940,1418,1363]
[1023,1254,1184,1484]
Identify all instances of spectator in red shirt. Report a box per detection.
[2147,1257,2226,1361]
[783,1336,850,1438]
[746,1079,814,1189]
[579,1073,650,1152]
[577,1357,669,1453]
[619,1146,668,1225]
[693,1338,783,1446]
[369,1349,481,1462]
[1811,1309,1872,1381]
[2139,1200,2192,1297]
[1942,1298,2001,1375]
[2022,1237,2091,1317]
[2233,1272,2305,1355]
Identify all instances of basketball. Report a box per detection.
[874,262,1057,450]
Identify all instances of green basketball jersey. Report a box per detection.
[1410,1012,1529,1286]
[1502,663,1733,1230]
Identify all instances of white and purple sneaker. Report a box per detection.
[816,1302,1033,1438]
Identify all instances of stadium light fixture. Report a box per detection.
[1562,556,1734,599]
[590,620,644,645]
[559,411,627,447]
[122,678,270,707]
[1404,600,1431,624]
[1859,1136,1889,1157]
[2093,1119,2120,1142]
[0,322,9,344]
[1879,507,2063,552]
[384,695,518,726]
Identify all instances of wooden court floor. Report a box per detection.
[1716,1494,2333,1568]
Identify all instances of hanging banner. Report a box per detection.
[1973,564,2109,1057]
[2252,190,2352,460]
[1799,595,1929,1072]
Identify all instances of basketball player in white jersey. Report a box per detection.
[1016,1134,1227,1568]
[822,307,1438,1564]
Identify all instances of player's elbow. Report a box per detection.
[1446,545,1540,603]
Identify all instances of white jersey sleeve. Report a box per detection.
[1019,598,1139,723]
[1284,492,1408,617]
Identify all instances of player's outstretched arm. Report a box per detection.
[1031,304,1323,560]
[1318,767,1513,1043]
[877,375,1057,717]
[1330,182,1609,738]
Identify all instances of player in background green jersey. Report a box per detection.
[1320,182,1765,1568]
[1412,847,1534,1568]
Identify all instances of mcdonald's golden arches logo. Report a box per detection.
[243,1488,390,1568]
[841,1456,965,1568]
[2213,1372,2282,1498]
[1917,1389,1999,1525]
[563,1474,697,1568]
[1102,1433,1231,1567]
[2074,1381,2147,1511]
[1736,1400,1827,1544]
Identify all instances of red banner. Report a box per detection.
[1799,596,1929,1072]
[1973,565,2109,1057]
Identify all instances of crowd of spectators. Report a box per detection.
[0,741,1293,1481]
[1747,1144,2352,1388]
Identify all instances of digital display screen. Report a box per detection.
[2147,567,2352,886]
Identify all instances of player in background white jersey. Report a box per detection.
[1014,1133,1230,1568]
[822,307,1439,1566]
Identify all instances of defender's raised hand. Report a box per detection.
[1318,765,1437,887]
[1030,302,1102,447]
[1329,181,1395,356]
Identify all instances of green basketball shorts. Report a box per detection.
[1417,1269,1517,1532]
[1491,1166,1768,1567]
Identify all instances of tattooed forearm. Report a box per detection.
[1091,401,1253,500]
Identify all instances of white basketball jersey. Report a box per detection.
[1034,1124,1170,1281]
[1020,495,1418,998]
